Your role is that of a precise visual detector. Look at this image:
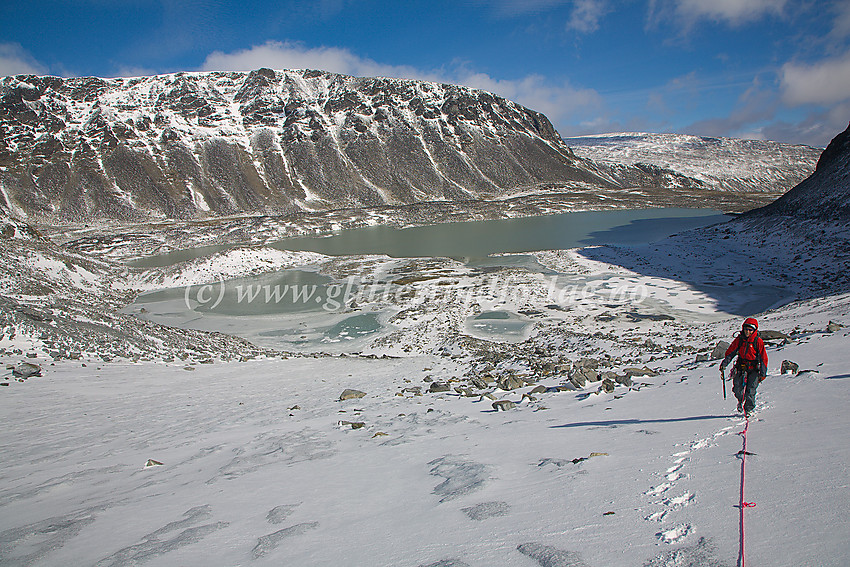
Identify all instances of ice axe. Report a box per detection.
[720,367,727,399]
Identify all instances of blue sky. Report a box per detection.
[2,0,849,147]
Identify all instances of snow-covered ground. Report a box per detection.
[1,294,848,566]
[563,132,820,195]
[2,218,849,566]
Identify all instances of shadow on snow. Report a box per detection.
[551,414,734,429]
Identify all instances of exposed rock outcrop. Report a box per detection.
[747,124,850,221]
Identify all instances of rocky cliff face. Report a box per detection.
[747,124,850,220]
[0,69,618,223]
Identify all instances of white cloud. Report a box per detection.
[0,43,48,77]
[200,41,442,82]
[471,0,569,17]
[761,101,850,147]
[112,65,159,79]
[674,0,787,25]
[456,71,603,126]
[830,0,850,39]
[199,40,603,134]
[781,52,850,105]
[567,0,611,33]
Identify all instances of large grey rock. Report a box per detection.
[711,341,731,360]
[624,366,659,378]
[339,388,366,401]
[497,375,525,391]
[827,321,844,333]
[13,362,42,378]
[570,366,598,386]
[759,330,790,341]
[492,400,516,411]
[613,373,632,387]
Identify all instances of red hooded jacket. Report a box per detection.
[724,331,768,376]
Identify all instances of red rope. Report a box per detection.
[738,417,756,567]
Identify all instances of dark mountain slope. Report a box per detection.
[746,124,850,221]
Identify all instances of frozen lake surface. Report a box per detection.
[127,209,793,352]
[129,208,729,268]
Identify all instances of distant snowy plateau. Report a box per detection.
[1,71,849,567]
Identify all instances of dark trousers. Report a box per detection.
[732,367,760,412]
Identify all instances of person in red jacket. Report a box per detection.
[720,317,768,416]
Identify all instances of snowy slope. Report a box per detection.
[0,123,847,567]
[1,292,848,567]
[564,132,820,195]
[3,154,850,566]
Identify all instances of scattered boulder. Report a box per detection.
[827,321,844,333]
[781,360,799,374]
[530,385,548,395]
[340,421,365,429]
[576,358,600,370]
[624,366,659,378]
[570,366,598,388]
[429,382,451,393]
[497,376,524,391]
[695,353,710,363]
[144,459,163,468]
[339,389,367,401]
[492,400,516,411]
[600,378,615,393]
[13,362,42,378]
[710,341,730,360]
[453,386,473,396]
[760,330,791,341]
[613,373,633,387]
[569,371,587,389]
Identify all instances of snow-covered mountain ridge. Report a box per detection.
[0,69,818,225]
[563,132,820,195]
[0,69,617,223]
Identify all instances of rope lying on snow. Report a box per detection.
[737,417,757,567]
